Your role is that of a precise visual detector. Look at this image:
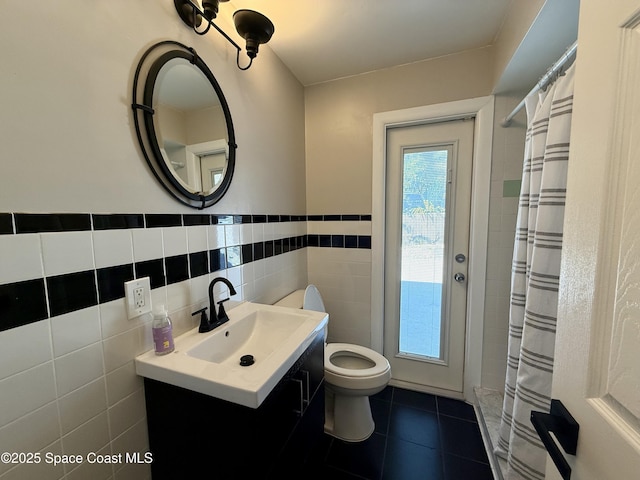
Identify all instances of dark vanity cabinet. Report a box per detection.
[143,332,325,479]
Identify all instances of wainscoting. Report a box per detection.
[0,211,370,480]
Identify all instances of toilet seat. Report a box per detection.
[325,343,390,378]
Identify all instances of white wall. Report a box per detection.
[0,1,305,214]
[304,48,495,353]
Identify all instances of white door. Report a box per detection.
[383,119,474,394]
[549,1,640,478]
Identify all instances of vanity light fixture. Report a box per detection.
[174,0,274,71]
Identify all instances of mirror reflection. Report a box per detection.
[154,58,229,195]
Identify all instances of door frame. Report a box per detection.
[372,96,494,401]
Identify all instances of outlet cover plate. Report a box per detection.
[125,277,152,319]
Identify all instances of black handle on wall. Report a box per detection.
[531,399,579,480]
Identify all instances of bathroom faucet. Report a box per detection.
[192,277,238,333]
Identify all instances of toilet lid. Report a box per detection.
[303,285,326,312]
[325,343,390,378]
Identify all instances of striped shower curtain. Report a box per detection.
[495,63,575,480]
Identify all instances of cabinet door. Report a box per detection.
[300,332,325,402]
[269,333,326,478]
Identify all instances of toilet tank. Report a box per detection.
[273,290,305,309]
[274,288,328,340]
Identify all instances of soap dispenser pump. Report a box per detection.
[152,304,175,355]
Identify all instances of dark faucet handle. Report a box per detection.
[192,307,212,333]
[216,298,231,322]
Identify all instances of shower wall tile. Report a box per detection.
[482,94,527,391]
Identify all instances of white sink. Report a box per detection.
[186,307,308,365]
[135,301,328,408]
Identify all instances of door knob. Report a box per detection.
[455,253,466,263]
[454,273,465,283]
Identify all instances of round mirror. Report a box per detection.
[132,41,236,208]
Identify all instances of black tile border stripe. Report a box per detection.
[15,213,92,234]
[2,213,373,234]
[93,214,144,230]
[0,212,372,332]
[0,213,14,234]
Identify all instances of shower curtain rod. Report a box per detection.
[501,41,578,127]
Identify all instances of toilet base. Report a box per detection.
[324,391,375,442]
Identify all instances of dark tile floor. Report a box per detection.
[305,386,494,480]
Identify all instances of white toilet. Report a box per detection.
[275,285,391,442]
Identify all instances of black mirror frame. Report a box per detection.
[132,40,237,209]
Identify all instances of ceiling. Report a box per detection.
[225,0,513,86]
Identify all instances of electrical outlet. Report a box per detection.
[125,277,152,319]
[134,287,145,308]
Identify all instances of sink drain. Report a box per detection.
[240,354,254,366]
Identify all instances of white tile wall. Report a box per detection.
[93,230,133,269]
[0,320,52,380]
[51,307,102,358]
[186,226,208,253]
[481,94,527,391]
[161,227,187,257]
[0,234,43,284]
[307,219,373,347]
[132,229,162,263]
[0,219,309,480]
[41,232,95,277]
